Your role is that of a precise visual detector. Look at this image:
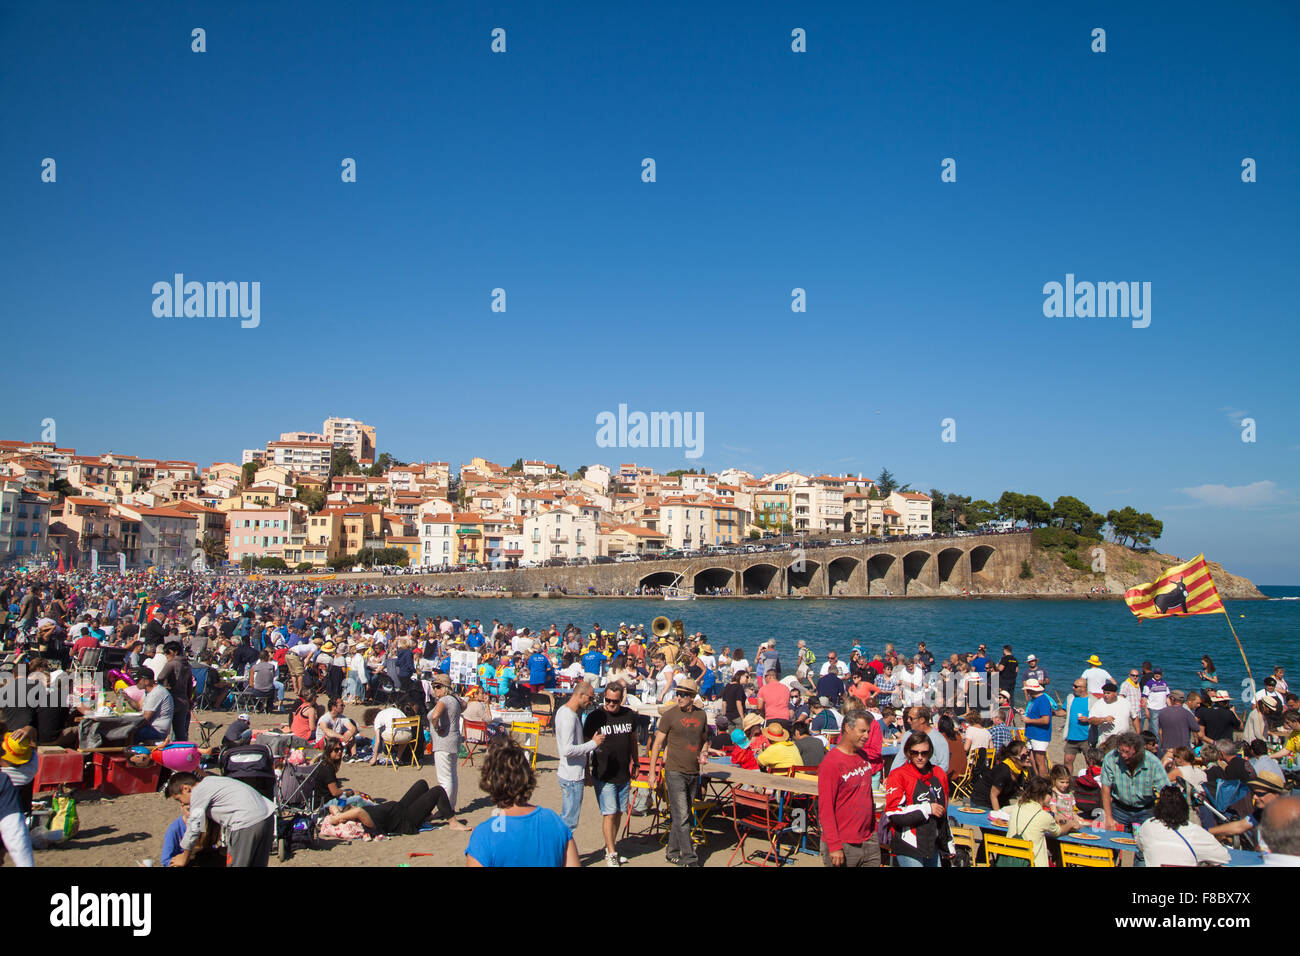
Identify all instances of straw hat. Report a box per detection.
[1023,678,1044,693]
[674,677,699,695]
[1248,771,1286,794]
[1086,654,1103,666]
[741,713,764,734]
[763,722,789,742]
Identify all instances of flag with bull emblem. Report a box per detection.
[1124,553,1224,619]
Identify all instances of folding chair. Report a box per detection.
[950,823,984,866]
[624,754,667,840]
[1060,842,1116,867]
[461,718,490,767]
[382,716,421,770]
[509,719,541,768]
[728,786,797,867]
[530,693,556,735]
[949,763,976,802]
[982,833,1035,866]
[196,720,224,749]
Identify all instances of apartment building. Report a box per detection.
[890,491,933,535]
[522,506,598,563]
[225,506,302,564]
[0,481,51,562]
[116,504,199,569]
[266,440,331,478]
[323,417,376,463]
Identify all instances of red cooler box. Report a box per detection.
[34,748,87,794]
[92,753,161,796]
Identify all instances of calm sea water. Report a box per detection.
[354,585,1299,702]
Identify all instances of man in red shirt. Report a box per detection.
[756,673,792,728]
[71,623,101,662]
[816,712,879,867]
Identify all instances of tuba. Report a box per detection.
[652,616,685,642]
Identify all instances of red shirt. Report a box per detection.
[757,679,791,721]
[817,747,877,852]
[73,634,101,660]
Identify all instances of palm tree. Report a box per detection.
[200,535,227,568]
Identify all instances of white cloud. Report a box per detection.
[1220,406,1249,427]
[1175,480,1282,509]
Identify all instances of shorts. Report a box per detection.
[1028,739,1049,753]
[594,780,631,816]
[1063,739,1089,758]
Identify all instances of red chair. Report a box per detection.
[460,718,490,767]
[728,786,797,867]
[623,754,667,840]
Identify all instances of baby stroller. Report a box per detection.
[274,758,326,861]
[219,745,277,798]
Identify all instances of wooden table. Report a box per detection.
[702,762,820,796]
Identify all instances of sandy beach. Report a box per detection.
[15,700,1072,869]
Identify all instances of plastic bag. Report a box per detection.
[50,791,79,839]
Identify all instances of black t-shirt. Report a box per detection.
[584,706,638,784]
[970,761,1026,809]
[999,655,1019,688]
[722,683,747,721]
[222,718,251,747]
[1196,705,1241,741]
[313,761,341,803]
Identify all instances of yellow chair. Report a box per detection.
[510,719,541,767]
[382,716,421,771]
[1061,842,1116,867]
[983,833,1035,866]
[950,823,984,866]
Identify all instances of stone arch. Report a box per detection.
[866,553,895,595]
[903,550,932,594]
[742,563,779,595]
[970,545,995,574]
[937,547,964,584]
[828,556,860,595]
[638,570,682,591]
[786,559,820,594]
[693,567,734,595]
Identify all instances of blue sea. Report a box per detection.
[354,585,1299,702]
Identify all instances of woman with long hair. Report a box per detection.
[883,730,953,867]
[1198,655,1218,692]
[970,740,1031,810]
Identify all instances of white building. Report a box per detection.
[522,506,599,563]
[266,441,332,478]
[419,513,455,566]
[889,491,933,535]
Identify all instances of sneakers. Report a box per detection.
[604,851,629,866]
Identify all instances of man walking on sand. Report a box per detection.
[556,681,605,840]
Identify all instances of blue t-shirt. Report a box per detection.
[0,773,21,820]
[466,632,485,650]
[1025,694,1053,743]
[161,815,187,866]
[498,665,515,690]
[581,650,606,675]
[972,655,988,677]
[465,806,572,867]
[528,653,553,686]
[1065,694,1091,742]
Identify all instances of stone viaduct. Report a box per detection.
[439,531,1033,598]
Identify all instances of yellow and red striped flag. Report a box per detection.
[1124,553,1224,619]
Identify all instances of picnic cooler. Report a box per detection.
[93,753,161,796]
[34,747,87,794]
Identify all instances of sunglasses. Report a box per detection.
[676,690,694,697]
[908,749,932,758]
[603,697,621,704]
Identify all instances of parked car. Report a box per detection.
[615,553,641,562]
[829,539,845,546]
[592,555,614,564]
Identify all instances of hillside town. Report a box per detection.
[0,417,945,572]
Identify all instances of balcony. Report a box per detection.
[549,534,568,543]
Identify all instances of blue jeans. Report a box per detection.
[895,853,941,867]
[136,724,168,744]
[559,779,584,833]
[665,771,701,865]
[594,780,631,816]
[1147,709,1161,741]
[1112,804,1155,865]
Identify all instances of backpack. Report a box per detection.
[1210,777,1250,817]
[994,804,1043,867]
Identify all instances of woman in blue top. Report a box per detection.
[466,736,578,868]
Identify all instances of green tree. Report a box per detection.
[296,486,326,513]
[329,447,359,478]
[965,499,996,527]
[1052,495,1092,532]
[780,521,793,534]
[256,556,288,570]
[508,458,524,473]
[240,462,258,488]
[997,491,1025,524]
[1106,507,1142,547]
[875,469,902,496]
[748,529,761,540]
[1134,513,1163,549]
[1021,494,1053,528]
[1019,559,1033,579]
[367,452,405,477]
[295,562,313,573]
[50,477,76,497]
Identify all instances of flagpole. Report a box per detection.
[1222,609,1256,704]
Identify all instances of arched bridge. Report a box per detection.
[492,532,1032,597]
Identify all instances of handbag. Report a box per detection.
[994,804,1044,868]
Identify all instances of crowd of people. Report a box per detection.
[0,564,1296,868]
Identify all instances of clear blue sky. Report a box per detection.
[2,3,1297,583]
